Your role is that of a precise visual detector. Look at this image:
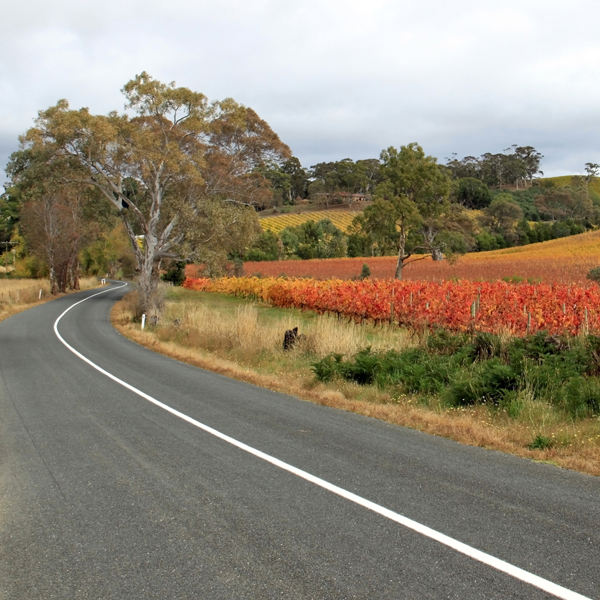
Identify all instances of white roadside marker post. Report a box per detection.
[141,314,146,330]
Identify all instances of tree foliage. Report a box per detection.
[11,73,290,310]
[351,143,461,278]
[446,145,544,188]
[280,219,346,259]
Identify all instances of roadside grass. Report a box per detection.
[0,276,103,322]
[112,287,600,476]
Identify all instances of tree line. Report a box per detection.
[246,149,600,278]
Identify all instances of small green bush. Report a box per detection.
[470,332,503,360]
[587,267,600,283]
[444,360,519,406]
[359,263,371,280]
[427,328,470,355]
[528,434,554,450]
[560,377,600,417]
[311,353,344,382]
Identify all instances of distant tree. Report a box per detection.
[445,153,480,180]
[282,157,309,200]
[513,145,544,187]
[308,162,342,208]
[358,143,453,278]
[260,163,292,207]
[80,222,137,278]
[21,191,90,293]
[451,177,492,209]
[534,185,592,221]
[446,145,543,188]
[481,194,523,244]
[585,162,600,183]
[309,158,379,208]
[0,191,22,244]
[355,158,381,193]
[280,219,346,259]
[245,230,280,261]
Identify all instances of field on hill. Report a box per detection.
[259,210,358,233]
[541,175,600,195]
[243,230,600,284]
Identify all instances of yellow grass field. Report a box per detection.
[0,277,103,322]
[259,210,358,233]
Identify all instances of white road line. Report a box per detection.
[54,283,593,600]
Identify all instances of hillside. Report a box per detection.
[539,175,600,197]
[244,229,600,284]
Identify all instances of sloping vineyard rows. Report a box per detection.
[259,211,357,233]
[183,276,600,336]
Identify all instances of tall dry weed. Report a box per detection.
[0,279,51,305]
[169,301,414,358]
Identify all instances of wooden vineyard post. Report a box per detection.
[527,312,531,335]
[390,301,395,327]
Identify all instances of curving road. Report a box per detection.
[0,283,598,599]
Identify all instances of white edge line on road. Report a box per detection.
[54,283,592,600]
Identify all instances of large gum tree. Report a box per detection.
[18,73,290,314]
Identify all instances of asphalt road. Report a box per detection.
[0,283,598,599]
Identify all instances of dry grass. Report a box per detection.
[161,295,414,359]
[0,276,104,323]
[111,290,600,477]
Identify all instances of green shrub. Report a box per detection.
[560,377,600,417]
[587,267,600,283]
[470,332,503,360]
[359,263,371,280]
[311,353,344,382]
[161,261,186,285]
[444,360,519,406]
[427,328,470,355]
[312,329,600,418]
[528,434,554,450]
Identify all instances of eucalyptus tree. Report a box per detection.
[14,73,290,313]
[376,143,452,277]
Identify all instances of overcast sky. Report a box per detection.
[1,0,599,187]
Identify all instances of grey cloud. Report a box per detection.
[2,0,600,188]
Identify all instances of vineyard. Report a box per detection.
[259,210,358,234]
[182,276,600,337]
[242,229,600,284]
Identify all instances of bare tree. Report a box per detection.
[21,192,87,293]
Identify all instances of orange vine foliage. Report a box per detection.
[183,276,600,337]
